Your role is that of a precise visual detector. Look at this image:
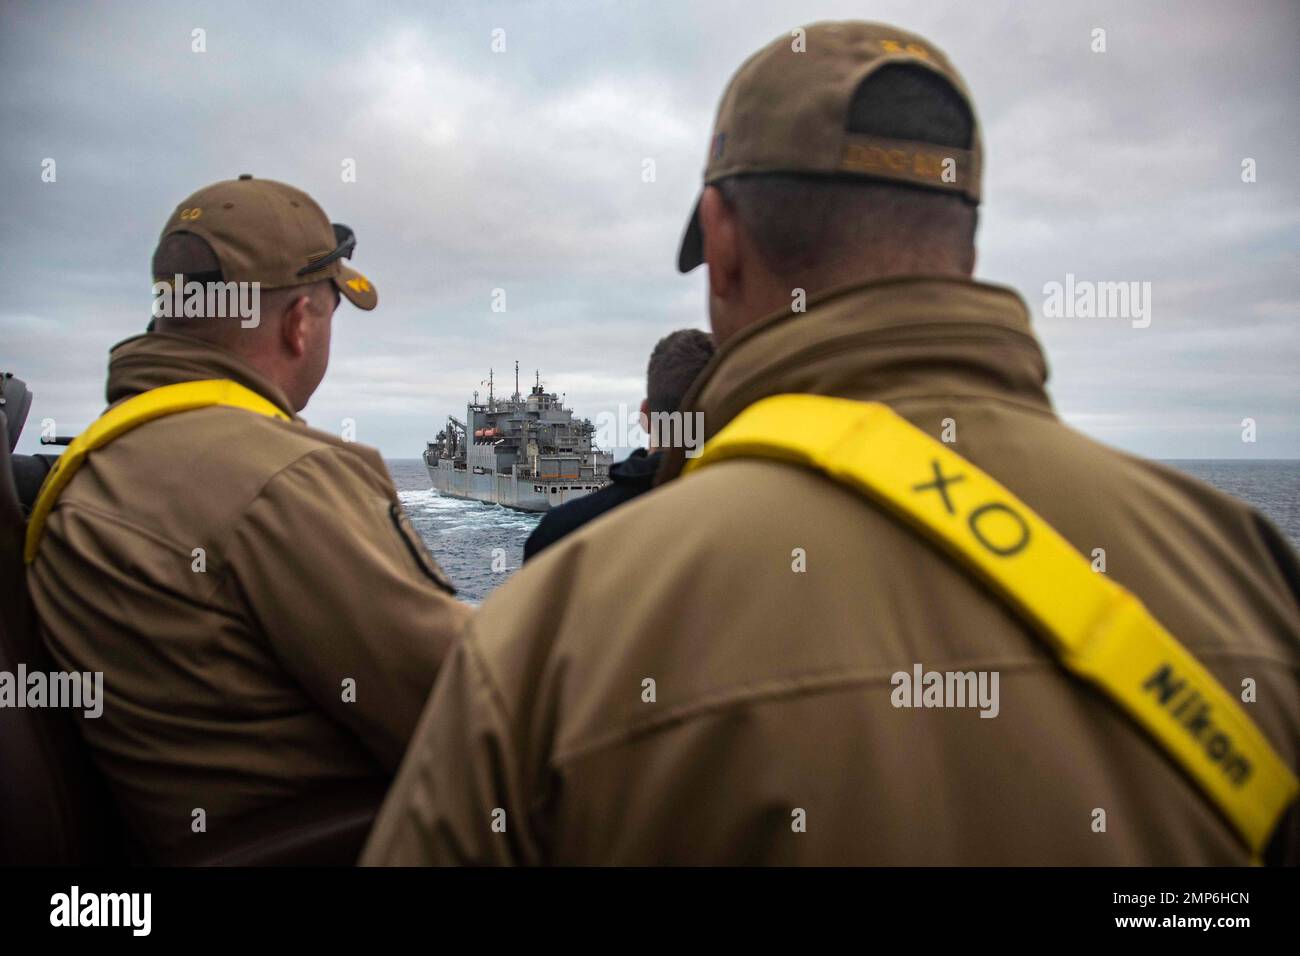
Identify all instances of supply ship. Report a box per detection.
[424,364,613,512]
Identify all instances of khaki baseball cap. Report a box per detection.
[678,21,981,272]
[156,174,377,309]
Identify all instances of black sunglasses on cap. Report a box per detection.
[297,223,356,276]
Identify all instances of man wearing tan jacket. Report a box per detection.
[364,22,1300,865]
[26,176,470,859]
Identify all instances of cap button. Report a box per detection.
[238,173,253,180]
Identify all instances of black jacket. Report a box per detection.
[523,449,663,561]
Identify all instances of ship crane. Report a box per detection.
[443,415,467,458]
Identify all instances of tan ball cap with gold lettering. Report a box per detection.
[678,21,982,272]
[157,174,377,309]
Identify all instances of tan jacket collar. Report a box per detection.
[659,275,1052,482]
[106,332,298,418]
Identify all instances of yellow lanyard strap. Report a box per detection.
[683,393,1297,856]
[24,379,290,563]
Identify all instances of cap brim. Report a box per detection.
[676,193,704,273]
[333,264,378,311]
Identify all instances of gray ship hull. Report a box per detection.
[425,456,607,513]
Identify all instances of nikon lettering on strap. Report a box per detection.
[682,393,1298,856]
[1144,663,1252,785]
[24,379,290,563]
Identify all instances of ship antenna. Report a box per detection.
[515,360,520,401]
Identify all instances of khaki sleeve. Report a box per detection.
[360,626,539,865]
[227,446,472,771]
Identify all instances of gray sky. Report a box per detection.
[3,0,1297,458]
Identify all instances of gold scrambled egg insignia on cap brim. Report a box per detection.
[334,264,378,311]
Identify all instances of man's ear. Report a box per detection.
[279,294,311,358]
[639,398,650,434]
[700,185,740,300]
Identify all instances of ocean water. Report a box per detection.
[1163,460,1299,549]
[389,457,1300,604]
[388,459,541,605]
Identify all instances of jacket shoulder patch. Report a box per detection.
[389,502,456,595]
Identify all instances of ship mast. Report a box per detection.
[514,360,520,402]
